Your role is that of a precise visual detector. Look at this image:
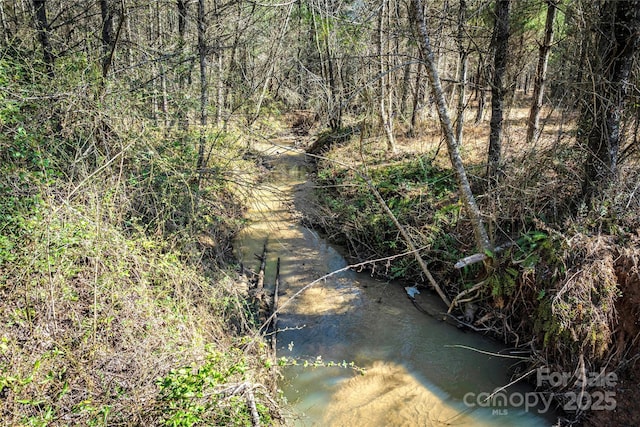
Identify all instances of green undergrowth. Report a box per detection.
[313,152,462,280]
[309,134,640,417]
[0,55,279,425]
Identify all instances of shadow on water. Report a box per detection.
[235,142,558,426]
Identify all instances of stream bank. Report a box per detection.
[300,131,640,426]
[235,137,557,426]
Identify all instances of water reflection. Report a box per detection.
[235,145,554,426]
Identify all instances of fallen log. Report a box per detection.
[270,257,280,354]
[453,242,514,269]
[256,240,268,293]
[250,240,269,326]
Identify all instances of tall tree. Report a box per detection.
[581,0,640,198]
[526,0,558,144]
[251,3,294,126]
[100,0,114,74]
[378,0,397,153]
[177,0,188,45]
[410,0,492,254]
[408,54,423,137]
[454,0,468,145]
[0,0,9,45]
[474,55,488,124]
[487,0,510,180]
[197,0,208,170]
[319,4,343,131]
[100,0,122,79]
[32,0,54,77]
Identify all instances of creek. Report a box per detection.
[235,142,556,426]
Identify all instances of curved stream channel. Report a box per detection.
[235,142,556,426]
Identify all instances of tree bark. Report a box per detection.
[455,0,468,145]
[0,0,10,45]
[410,0,492,254]
[487,0,510,180]
[177,0,187,44]
[160,63,169,127]
[378,0,397,153]
[408,49,423,137]
[216,52,224,126]
[582,0,640,198]
[100,0,115,77]
[399,52,412,118]
[526,0,557,144]
[32,0,54,77]
[474,58,486,124]
[122,0,133,68]
[325,25,341,131]
[197,0,207,170]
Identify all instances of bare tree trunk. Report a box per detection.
[177,0,187,45]
[411,0,492,254]
[455,0,468,145]
[175,0,189,129]
[98,0,123,83]
[378,0,397,153]
[487,0,510,180]
[216,52,224,126]
[526,0,557,144]
[399,54,412,118]
[575,34,586,101]
[100,0,114,77]
[0,0,10,45]
[408,58,423,137]
[32,0,54,77]
[155,1,168,127]
[122,0,133,68]
[224,3,243,113]
[197,0,207,170]
[160,63,169,127]
[474,59,486,124]
[582,0,640,198]
[325,24,341,131]
[251,3,293,126]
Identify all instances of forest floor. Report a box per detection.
[292,98,640,426]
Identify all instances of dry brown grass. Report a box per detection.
[0,192,277,425]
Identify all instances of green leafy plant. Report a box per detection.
[156,348,271,426]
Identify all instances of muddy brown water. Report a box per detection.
[235,143,556,426]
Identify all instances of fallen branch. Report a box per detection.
[270,257,280,353]
[246,387,261,427]
[454,253,487,269]
[206,382,263,426]
[269,257,281,394]
[257,246,430,335]
[256,240,268,293]
[445,279,486,318]
[443,344,530,360]
[363,176,451,307]
[306,146,451,307]
[441,311,493,332]
[454,243,514,269]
